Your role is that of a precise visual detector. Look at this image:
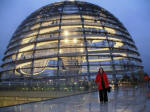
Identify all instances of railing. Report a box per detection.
[0,80,97,107]
[0,77,142,107]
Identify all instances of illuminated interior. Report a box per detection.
[1,1,143,80]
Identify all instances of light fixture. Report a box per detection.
[80,49,84,52]
[59,49,62,53]
[64,38,69,43]
[64,30,69,36]
[73,38,77,43]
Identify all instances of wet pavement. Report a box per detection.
[0,86,150,112]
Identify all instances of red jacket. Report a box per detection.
[144,75,149,81]
[95,71,109,90]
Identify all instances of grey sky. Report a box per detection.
[0,0,150,74]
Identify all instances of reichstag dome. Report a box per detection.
[0,1,143,81]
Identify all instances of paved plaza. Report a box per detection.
[0,86,150,112]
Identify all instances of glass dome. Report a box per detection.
[0,1,143,81]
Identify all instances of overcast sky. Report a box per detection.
[0,0,150,74]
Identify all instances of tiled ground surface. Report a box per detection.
[0,86,150,112]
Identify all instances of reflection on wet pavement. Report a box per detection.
[0,86,150,112]
[0,97,48,107]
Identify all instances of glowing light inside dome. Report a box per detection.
[64,30,69,36]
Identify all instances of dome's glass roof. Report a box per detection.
[1,1,143,81]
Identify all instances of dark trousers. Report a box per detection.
[99,89,108,102]
[148,80,150,88]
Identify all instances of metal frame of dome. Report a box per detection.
[0,1,143,82]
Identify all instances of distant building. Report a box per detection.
[0,1,143,82]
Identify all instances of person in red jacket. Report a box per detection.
[95,67,109,103]
[144,74,149,81]
[144,73,150,88]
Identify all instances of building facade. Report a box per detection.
[0,1,143,81]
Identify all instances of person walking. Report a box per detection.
[148,74,150,88]
[95,67,109,103]
[144,73,150,88]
